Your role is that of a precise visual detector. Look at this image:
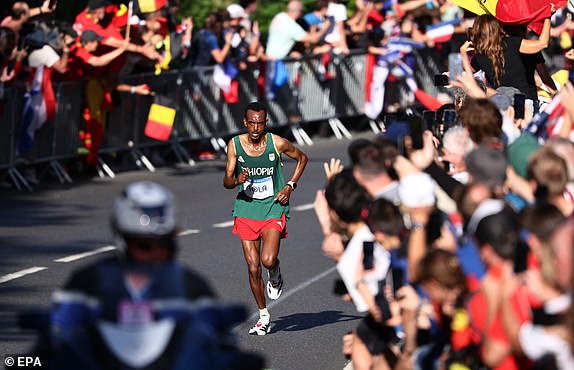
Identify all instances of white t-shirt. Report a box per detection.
[266,12,306,59]
[336,224,391,312]
[324,2,347,45]
[28,45,60,68]
[519,322,574,370]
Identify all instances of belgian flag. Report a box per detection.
[145,98,176,141]
[133,0,168,14]
[450,0,566,34]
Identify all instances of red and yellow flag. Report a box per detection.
[145,102,175,141]
[451,0,567,34]
[134,0,168,14]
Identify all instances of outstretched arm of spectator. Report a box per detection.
[396,0,428,14]
[519,18,551,54]
[116,84,152,95]
[393,156,433,282]
[249,21,262,57]
[300,17,333,45]
[29,0,55,18]
[87,41,128,67]
[505,166,534,203]
[347,1,372,34]
[104,37,161,61]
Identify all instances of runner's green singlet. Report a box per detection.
[232,132,290,220]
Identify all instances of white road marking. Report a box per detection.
[54,245,116,263]
[213,221,235,228]
[292,203,315,211]
[0,267,47,284]
[178,229,200,236]
[245,266,337,323]
[3,203,317,283]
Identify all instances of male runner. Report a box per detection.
[224,101,308,335]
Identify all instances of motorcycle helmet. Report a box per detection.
[111,181,177,259]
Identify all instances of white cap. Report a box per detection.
[398,172,436,208]
[227,4,247,19]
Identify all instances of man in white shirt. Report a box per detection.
[266,0,331,59]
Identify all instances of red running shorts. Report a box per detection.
[232,213,288,241]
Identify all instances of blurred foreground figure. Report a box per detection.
[22,181,264,370]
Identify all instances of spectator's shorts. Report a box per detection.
[233,213,288,241]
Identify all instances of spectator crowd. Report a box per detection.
[1,0,574,368]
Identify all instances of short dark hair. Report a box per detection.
[313,0,329,11]
[521,203,566,242]
[474,208,519,260]
[325,169,372,223]
[244,101,268,119]
[351,141,388,178]
[240,0,257,9]
[418,249,466,290]
[366,199,404,236]
[458,98,502,145]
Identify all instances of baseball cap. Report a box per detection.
[80,30,104,44]
[491,86,522,111]
[398,172,436,208]
[227,4,247,19]
[465,145,508,188]
[87,0,109,10]
[507,133,540,178]
[490,92,512,111]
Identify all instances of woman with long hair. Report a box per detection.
[459,7,553,111]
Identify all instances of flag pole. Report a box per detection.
[126,1,133,41]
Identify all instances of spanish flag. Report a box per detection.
[145,100,176,141]
[133,0,168,14]
[450,0,567,34]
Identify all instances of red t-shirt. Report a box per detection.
[468,282,532,370]
[73,9,124,43]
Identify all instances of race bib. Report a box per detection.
[118,300,153,325]
[244,176,274,199]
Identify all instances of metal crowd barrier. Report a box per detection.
[0,49,444,191]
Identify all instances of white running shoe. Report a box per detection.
[267,262,283,300]
[248,317,271,335]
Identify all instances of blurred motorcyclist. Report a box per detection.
[41,181,263,370]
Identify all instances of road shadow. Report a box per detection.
[271,310,361,333]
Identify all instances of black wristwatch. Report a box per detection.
[286,181,297,190]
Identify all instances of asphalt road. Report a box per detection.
[0,131,373,370]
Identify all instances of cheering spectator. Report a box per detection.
[74,0,161,64]
[266,1,332,60]
[192,11,232,67]
[460,9,553,113]
[441,125,474,184]
[1,0,55,34]
[63,30,130,167]
[323,0,349,54]
[526,146,573,216]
